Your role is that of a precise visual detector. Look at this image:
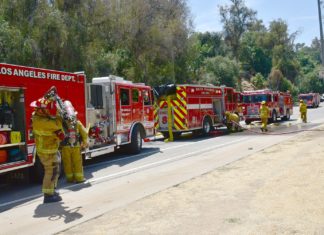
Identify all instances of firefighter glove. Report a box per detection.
[55,130,65,141]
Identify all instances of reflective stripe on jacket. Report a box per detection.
[32,115,63,155]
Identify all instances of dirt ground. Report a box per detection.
[60,126,324,235]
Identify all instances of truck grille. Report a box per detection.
[247,106,259,116]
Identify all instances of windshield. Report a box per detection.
[299,95,312,101]
[242,94,268,103]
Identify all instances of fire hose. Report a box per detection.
[229,120,324,135]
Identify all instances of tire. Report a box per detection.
[127,125,142,154]
[245,120,251,125]
[202,117,212,135]
[270,111,277,123]
[285,109,290,120]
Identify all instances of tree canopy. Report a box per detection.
[0,0,322,95]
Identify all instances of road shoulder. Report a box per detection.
[59,126,324,234]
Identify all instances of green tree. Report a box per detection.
[200,56,239,87]
[239,31,272,77]
[268,68,284,90]
[0,19,24,63]
[219,0,256,61]
[251,73,265,89]
[299,68,324,93]
[263,20,300,83]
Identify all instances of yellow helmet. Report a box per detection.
[261,101,266,105]
[299,99,304,103]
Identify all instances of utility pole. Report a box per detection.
[317,0,324,67]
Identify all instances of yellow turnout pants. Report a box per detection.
[62,146,84,182]
[301,112,307,123]
[261,117,268,131]
[38,153,60,195]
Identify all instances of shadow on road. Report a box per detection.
[34,202,83,224]
[0,146,161,212]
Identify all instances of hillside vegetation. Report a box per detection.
[0,0,322,95]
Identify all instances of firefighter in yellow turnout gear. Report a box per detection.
[259,101,270,132]
[224,111,241,132]
[31,88,65,203]
[61,100,88,183]
[299,99,307,123]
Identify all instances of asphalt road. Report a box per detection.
[1,104,324,234]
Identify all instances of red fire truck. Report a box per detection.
[298,93,320,108]
[154,84,240,137]
[241,89,293,124]
[0,63,155,179]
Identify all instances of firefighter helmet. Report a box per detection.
[30,97,57,118]
[299,99,304,103]
[261,101,266,105]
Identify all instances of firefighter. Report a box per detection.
[259,101,270,132]
[299,99,307,123]
[61,100,88,183]
[30,92,65,203]
[224,111,241,132]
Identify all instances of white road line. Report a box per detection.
[84,135,232,169]
[67,137,249,187]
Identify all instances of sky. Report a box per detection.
[188,0,320,46]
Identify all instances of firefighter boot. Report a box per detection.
[43,193,62,203]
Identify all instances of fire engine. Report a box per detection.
[298,93,320,108]
[153,84,240,138]
[241,89,293,124]
[0,63,155,180]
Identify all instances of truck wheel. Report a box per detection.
[285,109,290,120]
[202,117,212,135]
[127,125,142,154]
[271,111,277,123]
[245,120,251,125]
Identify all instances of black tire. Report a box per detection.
[127,125,142,154]
[245,120,251,125]
[270,111,277,123]
[202,117,212,135]
[285,109,290,120]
